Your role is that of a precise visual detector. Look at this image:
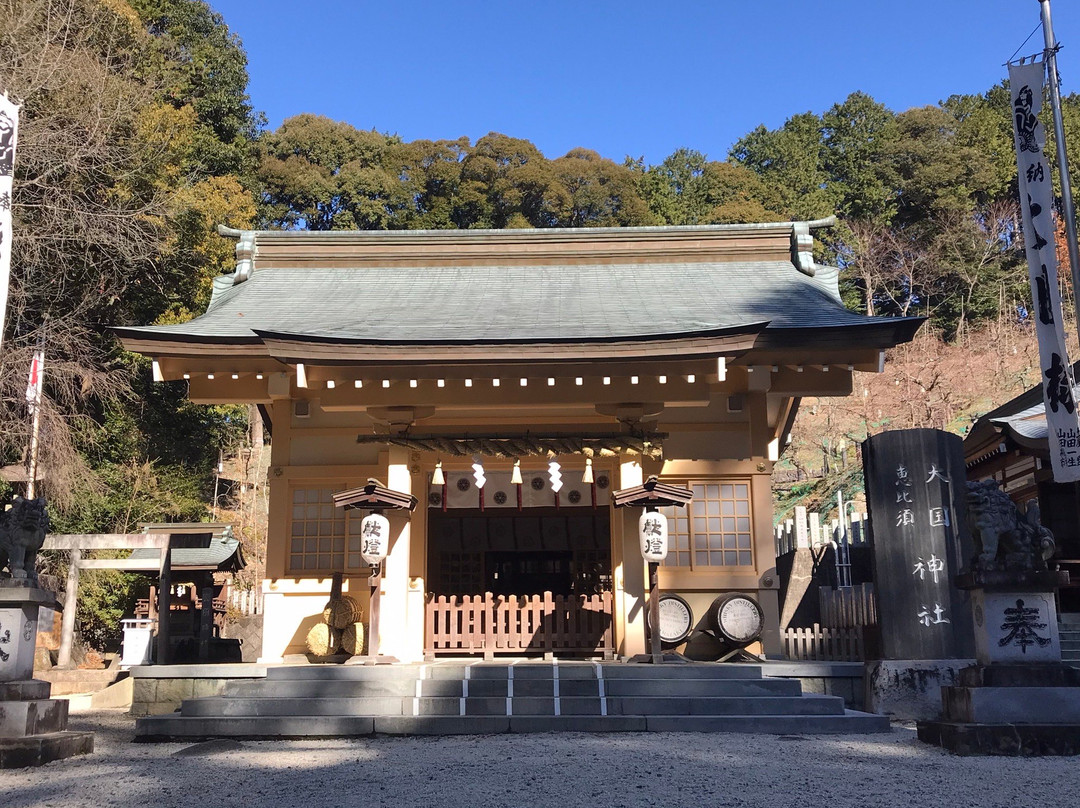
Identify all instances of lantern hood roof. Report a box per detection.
[114,220,923,359]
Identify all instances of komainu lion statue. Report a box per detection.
[966,480,1054,573]
[0,496,49,585]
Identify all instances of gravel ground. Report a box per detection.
[2,710,1076,808]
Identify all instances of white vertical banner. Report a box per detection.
[1010,60,1080,481]
[0,93,19,358]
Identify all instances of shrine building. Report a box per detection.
[115,219,921,662]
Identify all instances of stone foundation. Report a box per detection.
[129,664,266,716]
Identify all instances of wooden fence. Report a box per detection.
[819,582,877,629]
[425,591,614,658]
[781,623,865,662]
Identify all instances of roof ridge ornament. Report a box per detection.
[790,216,838,278]
[216,225,255,286]
[791,222,816,277]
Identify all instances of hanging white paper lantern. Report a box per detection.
[639,509,669,562]
[360,512,391,565]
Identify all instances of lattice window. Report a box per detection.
[289,487,347,573]
[661,481,753,568]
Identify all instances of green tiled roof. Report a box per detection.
[115,260,914,346]
[129,524,245,572]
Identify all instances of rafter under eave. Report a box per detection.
[354,432,666,460]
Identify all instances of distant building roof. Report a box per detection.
[114,222,922,361]
[965,364,1080,459]
[129,523,245,573]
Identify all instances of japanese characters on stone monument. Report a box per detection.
[1009,59,1080,482]
[864,429,972,660]
[959,479,1066,665]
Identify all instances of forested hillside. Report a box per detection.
[1,0,1075,640]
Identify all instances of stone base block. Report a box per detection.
[972,590,1061,664]
[0,731,94,768]
[0,697,68,738]
[943,686,1080,723]
[0,679,51,701]
[917,720,1080,756]
[958,663,1080,688]
[864,659,974,721]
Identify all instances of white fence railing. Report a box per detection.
[774,504,869,557]
[226,586,262,616]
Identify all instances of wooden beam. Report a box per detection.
[75,558,163,571]
[43,533,170,551]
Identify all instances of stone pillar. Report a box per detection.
[617,457,646,657]
[0,585,94,767]
[55,550,80,669]
[382,448,414,660]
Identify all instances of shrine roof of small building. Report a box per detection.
[966,376,1080,460]
[114,221,922,358]
[129,523,245,573]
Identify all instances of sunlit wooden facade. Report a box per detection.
[117,220,920,660]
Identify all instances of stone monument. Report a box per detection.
[862,428,975,720]
[0,496,94,768]
[917,481,1080,755]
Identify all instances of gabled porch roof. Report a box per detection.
[114,222,922,365]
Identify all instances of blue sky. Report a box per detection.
[208,1,1079,166]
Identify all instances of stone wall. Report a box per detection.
[761,661,866,710]
[128,664,266,716]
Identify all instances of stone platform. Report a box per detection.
[918,663,1080,756]
[135,660,889,739]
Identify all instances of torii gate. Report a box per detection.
[42,533,172,667]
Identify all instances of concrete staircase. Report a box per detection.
[135,662,888,739]
[36,668,126,697]
[1061,615,1080,664]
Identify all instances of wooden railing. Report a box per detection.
[781,623,865,662]
[425,591,614,658]
[819,583,877,629]
[134,597,227,633]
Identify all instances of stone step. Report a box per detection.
[596,664,766,680]
[225,679,419,698]
[265,665,419,682]
[182,696,408,717]
[36,669,125,696]
[601,678,802,697]
[179,691,841,719]
[265,663,768,682]
[223,675,804,700]
[605,695,845,717]
[135,709,888,740]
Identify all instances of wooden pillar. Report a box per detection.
[617,457,646,657]
[56,549,81,669]
[383,448,414,660]
[199,585,213,661]
[157,543,172,665]
[368,564,382,661]
[648,560,661,662]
